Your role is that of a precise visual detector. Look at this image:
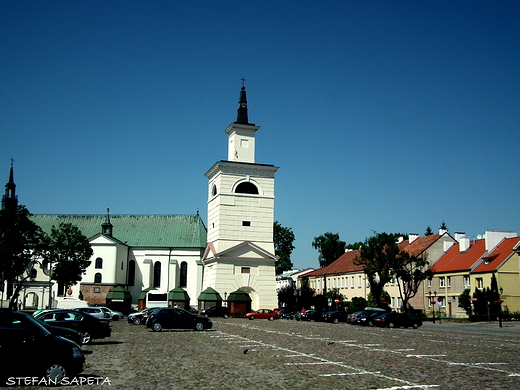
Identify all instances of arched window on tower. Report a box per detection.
[235,182,258,194]
[94,273,102,284]
[128,260,136,286]
[211,184,217,196]
[180,261,188,288]
[95,257,103,269]
[153,261,161,288]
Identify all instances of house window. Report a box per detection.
[351,276,355,289]
[463,275,470,289]
[235,182,258,194]
[94,273,102,284]
[128,260,136,286]
[240,139,249,147]
[447,276,451,288]
[95,257,103,269]
[153,261,161,288]
[476,278,483,289]
[242,221,251,226]
[180,261,188,288]
[438,296,446,308]
[358,275,362,288]
[439,277,446,288]
[241,267,250,274]
[93,287,101,293]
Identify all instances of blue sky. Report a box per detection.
[1,1,519,270]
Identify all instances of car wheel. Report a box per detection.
[333,318,339,324]
[413,323,419,329]
[82,332,92,344]
[223,314,229,319]
[133,317,141,325]
[249,315,255,320]
[388,322,395,328]
[152,322,162,332]
[268,316,274,321]
[43,363,67,383]
[112,315,119,321]
[194,322,204,331]
[368,321,374,327]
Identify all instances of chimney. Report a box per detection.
[409,233,419,244]
[484,230,517,251]
[454,232,465,242]
[439,228,448,236]
[459,236,470,252]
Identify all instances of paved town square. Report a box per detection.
[5,318,519,390]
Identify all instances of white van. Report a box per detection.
[56,298,89,310]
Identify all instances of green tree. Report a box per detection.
[312,232,346,267]
[424,226,433,236]
[393,251,432,312]
[0,205,47,309]
[43,223,93,294]
[297,278,315,310]
[354,233,401,307]
[274,221,295,275]
[350,296,367,312]
[458,288,472,315]
[277,284,297,309]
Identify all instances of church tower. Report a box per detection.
[203,82,279,310]
[2,161,18,210]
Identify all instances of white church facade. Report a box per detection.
[4,84,279,313]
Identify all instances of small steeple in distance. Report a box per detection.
[2,158,18,210]
[235,77,252,125]
[101,208,113,237]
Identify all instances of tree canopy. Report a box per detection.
[0,205,47,309]
[43,222,93,293]
[273,221,295,275]
[312,232,346,267]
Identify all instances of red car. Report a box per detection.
[245,309,278,321]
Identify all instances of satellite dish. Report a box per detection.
[477,234,483,239]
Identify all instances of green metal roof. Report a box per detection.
[227,289,251,302]
[30,214,207,248]
[168,287,190,301]
[106,286,132,300]
[197,287,222,301]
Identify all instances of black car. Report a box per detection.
[351,309,387,325]
[324,311,350,324]
[306,310,326,321]
[0,310,84,383]
[278,309,295,320]
[201,306,230,318]
[146,308,213,332]
[34,309,112,344]
[32,316,85,345]
[373,312,423,329]
[127,308,155,325]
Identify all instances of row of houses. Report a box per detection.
[298,229,520,318]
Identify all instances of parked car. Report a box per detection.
[306,309,327,322]
[76,307,110,319]
[0,310,84,383]
[324,311,350,324]
[245,309,278,321]
[359,312,385,327]
[373,312,423,329]
[32,316,85,345]
[127,308,151,325]
[278,309,295,320]
[97,306,124,321]
[34,309,112,344]
[146,308,213,332]
[201,306,230,318]
[141,307,164,325]
[350,308,387,325]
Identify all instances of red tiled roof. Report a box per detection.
[299,249,363,277]
[472,237,520,273]
[299,234,443,278]
[430,239,486,273]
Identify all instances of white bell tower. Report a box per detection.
[203,82,279,310]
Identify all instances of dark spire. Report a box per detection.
[2,159,18,210]
[235,78,250,125]
[101,208,113,237]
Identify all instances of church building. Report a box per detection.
[3,84,279,312]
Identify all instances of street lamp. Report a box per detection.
[428,291,437,323]
[498,287,504,328]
